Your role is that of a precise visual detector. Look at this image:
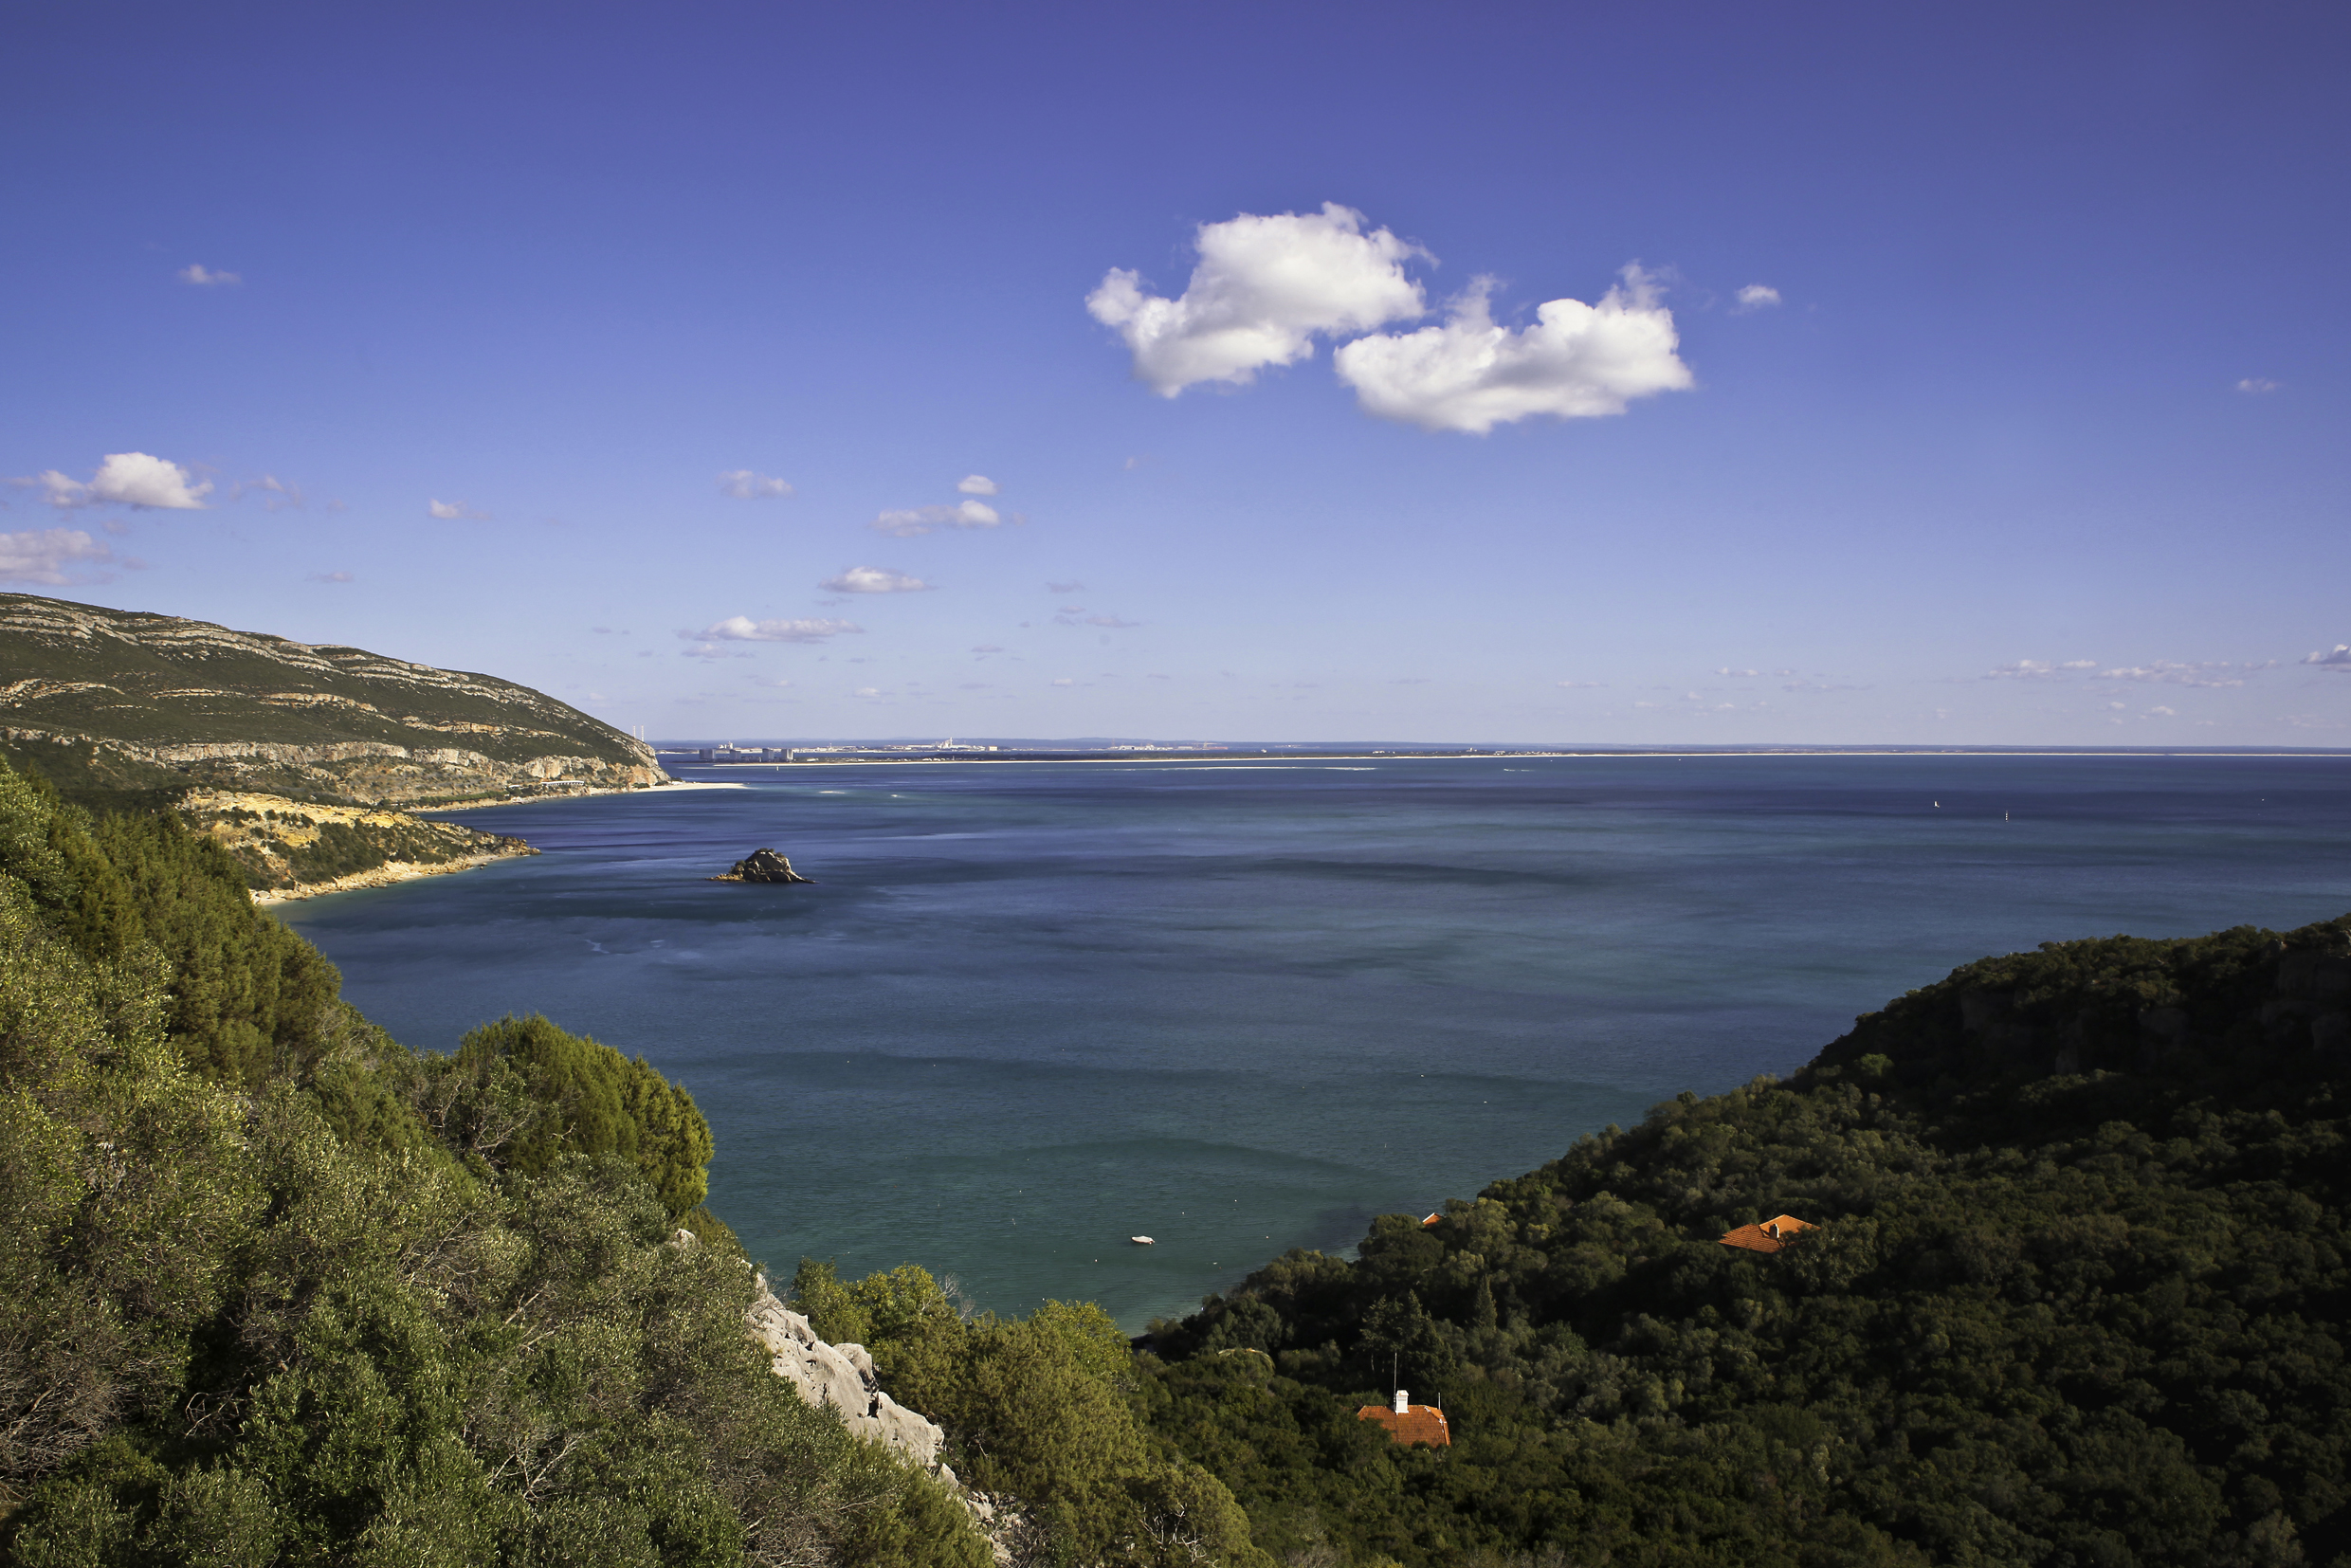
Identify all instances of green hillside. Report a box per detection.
[1135,920,2351,1565]
[0,593,661,807]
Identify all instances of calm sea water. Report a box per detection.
[282,754,2351,1328]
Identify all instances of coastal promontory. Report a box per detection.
[0,592,665,808]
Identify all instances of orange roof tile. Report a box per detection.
[1357,1403,1452,1447]
[1719,1213,1817,1254]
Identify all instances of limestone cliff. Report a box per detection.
[0,593,664,807]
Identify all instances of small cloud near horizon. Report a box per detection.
[822,566,932,594]
[305,571,354,583]
[2236,378,2282,394]
[2304,645,2351,669]
[177,264,240,286]
[684,615,863,644]
[428,499,488,520]
[718,469,793,499]
[870,500,999,537]
[957,474,999,496]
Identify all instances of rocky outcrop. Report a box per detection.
[743,1274,948,1473]
[180,790,539,901]
[710,848,813,884]
[0,593,665,807]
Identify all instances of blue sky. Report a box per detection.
[5,1,2346,744]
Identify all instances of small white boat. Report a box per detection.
[1129,1235,1155,1246]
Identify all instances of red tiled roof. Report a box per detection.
[1421,1212,1442,1228]
[1358,1404,1452,1447]
[1719,1214,1817,1254]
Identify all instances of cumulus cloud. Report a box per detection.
[1333,266,1694,433]
[27,452,213,510]
[2236,378,2281,394]
[0,528,113,584]
[1733,283,1781,312]
[685,615,863,645]
[1086,202,1426,396]
[870,500,1000,537]
[177,264,240,286]
[957,474,999,496]
[718,469,794,499]
[428,499,487,520]
[821,566,931,594]
[2305,645,2351,669]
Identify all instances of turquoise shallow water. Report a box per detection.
[282,754,2351,1329]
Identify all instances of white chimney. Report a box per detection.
[1393,1389,1409,1413]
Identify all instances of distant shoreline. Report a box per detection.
[427,778,750,812]
[661,748,2351,769]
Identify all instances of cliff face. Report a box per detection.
[0,593,662,806]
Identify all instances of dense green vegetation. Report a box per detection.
[0,761,993,1566]
[1137,918,2351,1566]
[793,1260,1268,1566]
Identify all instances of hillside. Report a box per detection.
[1135,919,2351,1566]
[0,593,662,807]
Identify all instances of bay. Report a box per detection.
[282,753,2351,1329]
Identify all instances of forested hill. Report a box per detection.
[0,593,661,807]
[1139,918,2351,1566]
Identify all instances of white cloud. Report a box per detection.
[821,566,932,594]
[233,474,303,509]
[2095,660,2273,687]
[305,571,354,583]
[177,264,240,286]
[1733,283,1781,312]
[0,528,113,584]
[2236,378,2281,394]
[1984,659,2065,680]
[679,643,752,660]
[869,500,1001,537]
[27,452,213,510]
[1333,266,1694,433]
[686,615,864,644]
[2303,645,2351,669]
[957,474,999,496]
[428,499,487,520]
[1557,680,1605,688]
[719,469,793,499]
[2146,705,2177,717]
[1086,202,1426,396]
[853,686,884,698]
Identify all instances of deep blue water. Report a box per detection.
[282,754,2351,1328]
